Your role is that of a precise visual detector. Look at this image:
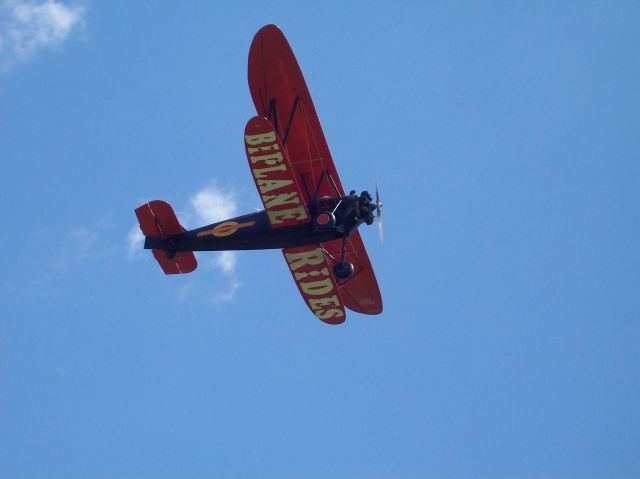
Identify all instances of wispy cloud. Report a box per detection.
[189,183,241,303]
[127,224,144,260]
[204,250,241,304]
[54,226,97,271]
[210,278,240,304]
[0,220,118,298]
[215,250,236,274]
[176,282,193,304]
[189,182,238,225]
[0,0,85,72]
[129,182,243,304]
[68,227,96,258]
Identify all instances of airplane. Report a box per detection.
[134,24,383,324]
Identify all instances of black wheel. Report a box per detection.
[314,211,335,231]
[333,261,354,279]
[165,249,177,260]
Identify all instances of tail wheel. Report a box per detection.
[333,261,354,279]
[314,211,335,231]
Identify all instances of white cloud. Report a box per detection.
[127,224,144,260]
[189,183,241,303]
[189,183,238,225]
[203,251,240,303]
[215,250,236,274]
[0,0,85,71]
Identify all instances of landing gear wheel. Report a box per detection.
[314,212,336,231]
[333,261,354,279]
[165,248,177,260]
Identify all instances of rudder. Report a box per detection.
[134,200,197,275]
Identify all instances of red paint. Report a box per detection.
[283,245,346,324]
[244,116,310,228]
[317,213,331,225]
[322,232,382,314]
[248,25,345,203]
[249,25,382,315]
[134,200,197,275]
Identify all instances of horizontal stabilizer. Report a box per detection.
[152,249,197,275]
[134,200,197,275]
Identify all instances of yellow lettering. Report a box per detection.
[258,178,292,194]
[252,164,287,179]
[300,277,334,296]
[294,268,329,281]
[264,192,301,209]
[250,151,283,166]
[267,205,309,224]
[247,143,279,154]
[245,131,276,145]
[315,308,345,320]
[309,295,341,310]
[285,248,325,271]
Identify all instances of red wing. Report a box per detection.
[244,115,310,228]
[321,231,383,315]
[248,24,345,203]
[249,25,383,316]
[282,244,346,324]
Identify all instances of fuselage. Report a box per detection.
[143,192,375,253]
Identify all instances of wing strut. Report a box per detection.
[325,170,341,196]
[299,173,312,203]
[267,99,279,134]
[282,95,302,146]
[265,95,302,146]
[313,170,326,198]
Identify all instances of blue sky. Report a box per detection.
[1,1,639,478]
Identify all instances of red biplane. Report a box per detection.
[135,25,383,324]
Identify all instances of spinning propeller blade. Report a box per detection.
[375,183,383,244]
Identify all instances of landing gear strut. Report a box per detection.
[333,233,354,279]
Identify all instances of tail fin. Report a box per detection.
[134,200,197,274]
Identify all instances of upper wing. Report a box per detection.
[249,25,383,316]
[248,24,345,203]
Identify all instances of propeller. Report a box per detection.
[375,183,383,244]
